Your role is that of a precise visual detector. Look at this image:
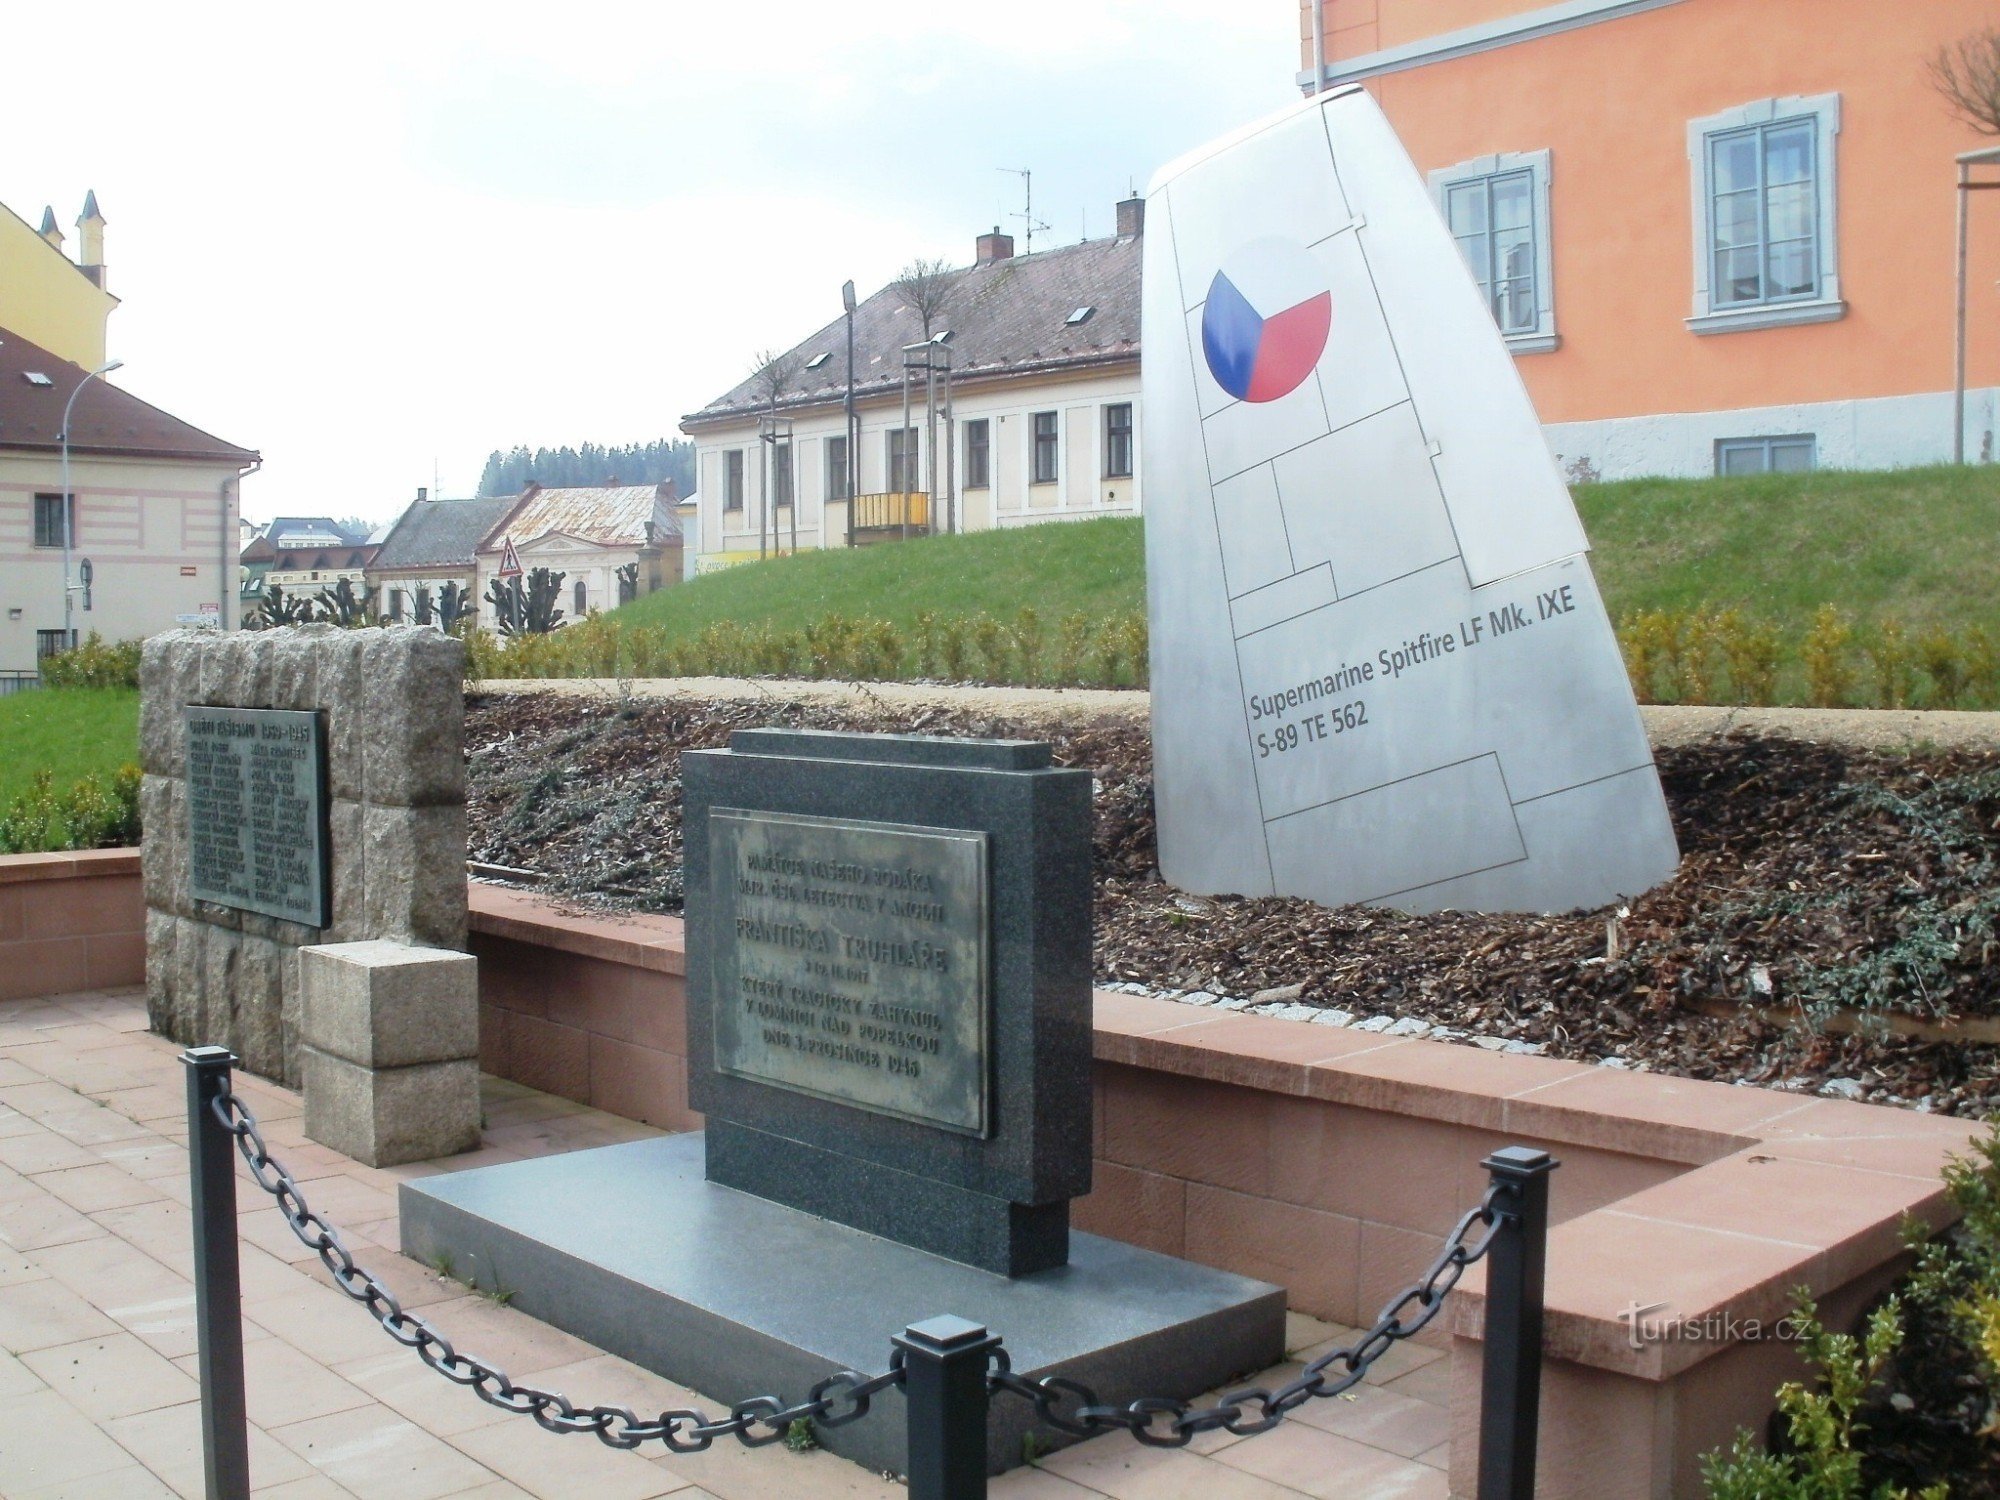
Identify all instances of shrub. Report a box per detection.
[1803,605,1857,708]
[1010,607,1045,685]
[0,764,141,853]
[914,612,942,679]
[858,620,903,681]
[1091,628,1127,688]
[1867,617,1916,710]
[1716,609,1782,706]
[1701,1291,1942,1500]
[1620,610,1684,703]
[39,633,142,689]
[1965,626,1997,708]
[1681,608,1724,705]
[1117,612,1150,687]
[1917,631,1968,709]
[937,618,970,681]
[1053,611,1092,686]
[970,616,1010,683]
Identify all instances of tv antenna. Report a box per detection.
[997,168,1049,255]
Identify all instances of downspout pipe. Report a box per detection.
[226,458,263,629]
[1310,0,1326,95]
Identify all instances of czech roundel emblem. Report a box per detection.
[1202,238,1333,404]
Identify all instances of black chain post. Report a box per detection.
[1476,1146,1556,1500]
[184,1046,250,1500]
[193,1077,1556,1489]
[895,1315,1001,1500]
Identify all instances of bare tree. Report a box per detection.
[1930,27,2000,136]
[894,257,957,339]
[749,348,799,410]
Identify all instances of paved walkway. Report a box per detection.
[0,987,1449,1499]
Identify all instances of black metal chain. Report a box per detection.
[208,1087,904,1451]
[988,1182,1514,1447]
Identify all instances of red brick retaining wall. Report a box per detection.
[463,880,1980,1498]
[0,850,145,1001]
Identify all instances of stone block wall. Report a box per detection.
[140,624,466,1086]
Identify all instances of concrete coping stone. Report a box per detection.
[468,882,686,976]
[0,849,140,884]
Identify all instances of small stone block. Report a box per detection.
[302,1047,480,1167]
[300,940,478,1068]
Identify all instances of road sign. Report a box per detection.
[498,538,523,578]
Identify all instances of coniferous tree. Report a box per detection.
[475,440,695,497]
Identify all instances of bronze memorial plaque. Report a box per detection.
[184,706,329,927]
[710,808,990,1135]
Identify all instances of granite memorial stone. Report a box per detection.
[402,726,1286,1477]
[141,625,468,1086]
[1141,86,1679,914]
[685,728,1092,1277]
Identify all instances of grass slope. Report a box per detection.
[615,467,1999,646]
[1577,465,2000,633]
[0,688,140,806]
[613,516,1145,635]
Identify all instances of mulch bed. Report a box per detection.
[464,689,2000,1117]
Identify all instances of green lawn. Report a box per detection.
[614,516,1145,636]
[0,688,140,806]
[1577,464,2000,634]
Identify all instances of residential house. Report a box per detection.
[471,482,681,631]
[0,193,114,371]
[260,540,378,610]
[367,491,521,623]
[1296,0,2000,477]
[240,516,371,616]
[0,327,257,674]
[679,198,1144,562]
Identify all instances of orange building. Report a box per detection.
[1297,0,2000,477]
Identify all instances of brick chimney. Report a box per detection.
[1116,194,1145,239]
[976,226,1015,265]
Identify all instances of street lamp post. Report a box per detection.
[59,359,123,652]
[843,279,858,550]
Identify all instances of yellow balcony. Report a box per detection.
[850,492,931,532]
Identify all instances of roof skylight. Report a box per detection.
[23,372,53,387]
[1065,306,1095,326]
[805,351,831,369]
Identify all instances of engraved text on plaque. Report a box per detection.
[710,809,989,1135]
[185,706,329,926]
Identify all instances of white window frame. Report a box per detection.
[1687,94,1842,335]
[1429,149,1557,354]
[1715,434,1816,476]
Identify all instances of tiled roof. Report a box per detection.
[0,326,255,463]
[481,483,682,551]
[264,515,368,548]
[371,494,522,570]
[271,545,376,572]
[681,232,1141,428]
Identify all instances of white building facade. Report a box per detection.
[682,204,1144,565]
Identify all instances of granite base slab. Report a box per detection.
[399,1132,1286,1476]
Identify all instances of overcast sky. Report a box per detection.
[3,2,1297,525]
